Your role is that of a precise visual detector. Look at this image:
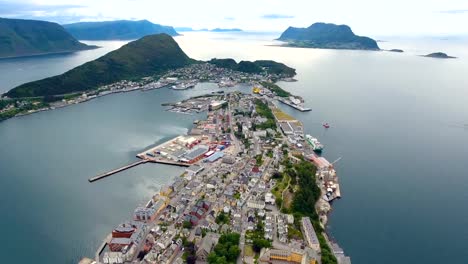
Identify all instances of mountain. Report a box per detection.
[174,27,243,32]
[174,27,194,32]
[210,28,243,32]
[424,52,456,59]
[5,34,192,98]
[63,20,179,40]
[0,17,96,59]
[278,22,379,50]
[208,58,295,76]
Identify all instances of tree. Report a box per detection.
[252,239,271,253]
[209,232,241,263]
[183,221,193,229]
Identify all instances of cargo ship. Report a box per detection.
[305,134,324,153]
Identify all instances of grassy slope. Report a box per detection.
[5,34,192,98]
[0,18,94,58]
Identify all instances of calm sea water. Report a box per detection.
[0,32,467,263]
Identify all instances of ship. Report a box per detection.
[305,134,324,153]
[277,97,312,112]
[171,81,197,90]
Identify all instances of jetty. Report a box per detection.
[88,160,149,182]
[145,158,190,167]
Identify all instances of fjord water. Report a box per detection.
[0,40,128,93]
[0,32,467,263]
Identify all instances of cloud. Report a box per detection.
[261,14,295,19]
[0,1,87,23]
[439,9,468,14]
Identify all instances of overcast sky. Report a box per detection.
[1,0,468,36]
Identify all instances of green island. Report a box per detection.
[278,22,379,51]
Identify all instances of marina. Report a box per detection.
[82,91,349,264]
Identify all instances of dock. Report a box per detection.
[95,233,111,261]
[88,160,149,182]
[145,158,190,167]
[89,136,193,183]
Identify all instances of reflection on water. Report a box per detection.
[0,32,467,264]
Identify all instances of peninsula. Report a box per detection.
[0,17,97,59]
[81,90,350,264]
[277,22,380,51]
[63,20,179,40]
[0,34,296,122]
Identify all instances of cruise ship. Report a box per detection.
[171,81,197,90]
[305,134,324,153]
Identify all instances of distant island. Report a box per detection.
[63,20,179,40]
[175,27,243,32]
[0,17,97,59]
[423,52,456,59]
[388,49,404,53]
[277,22,380,50]
[210,28,243,32]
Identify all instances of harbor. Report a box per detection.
[82,91,350,264]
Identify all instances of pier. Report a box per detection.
[146,158,190,167]
[88,136,195,183]
[88,160,149,182]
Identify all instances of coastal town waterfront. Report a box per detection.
[81,91,350,264]
[0,62,303,122]
[1,33,467,264]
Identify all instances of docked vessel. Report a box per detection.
[171,81,197,90]
[305,134,324,153]
[277,97,312,112]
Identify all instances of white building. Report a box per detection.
[247,199,266,209]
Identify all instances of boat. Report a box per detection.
[305,134,324,153]
[323,123,330,129]
[277,97,312,112]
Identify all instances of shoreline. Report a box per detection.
[82,92,349,264]
[0,46,100,60]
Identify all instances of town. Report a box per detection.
[80,91,350,264]
[0,62,307,122]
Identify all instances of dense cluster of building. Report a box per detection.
[83,91,350,264]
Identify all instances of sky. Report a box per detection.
[1,0,468,36]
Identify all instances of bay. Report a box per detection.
[0,32,467,263]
